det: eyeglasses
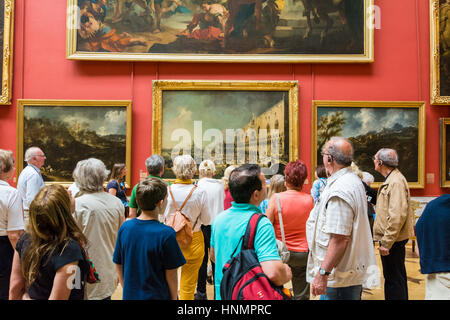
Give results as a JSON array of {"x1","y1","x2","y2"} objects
[
  {"x1": 36, "y1": 154, "x2": 46, "y2": 158},
  {"x1": 321, "y1": 152, "x2": 331, "y2": 157}
]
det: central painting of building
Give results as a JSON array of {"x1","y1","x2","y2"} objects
[{"x1": 152, "y1": 81, "x2": 299, "y2": 179}]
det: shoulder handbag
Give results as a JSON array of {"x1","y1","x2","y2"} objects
[
  {"x1": 165, "y1": 185, "x2": 199, "y2": 249},
  {"x1": 275, "y1": 194, "x2": 290, "y2": 264}
]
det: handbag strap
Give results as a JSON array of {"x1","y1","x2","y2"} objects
[{"x1": 275, "y1": 194, "x2": 287, "y2": 246}]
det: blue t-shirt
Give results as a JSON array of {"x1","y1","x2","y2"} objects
[
  {"x1": 113, "y1": 219, "x2": 186, "y2": 300},
  {"x1": 211, "y1": 202, "x2": 280, "y2": 300}
]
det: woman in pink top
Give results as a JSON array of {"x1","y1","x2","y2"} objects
[
  {"x1": 266, "y1": 160, "x2": 314, "y2": 300},
  {"x1": 222, "y1": 165, "x2": 236, "y2": 210}
]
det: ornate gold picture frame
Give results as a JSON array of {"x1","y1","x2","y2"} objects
[
  {"x1": 440, "y1": 118, "x2": 450, "y2": 187},
  {"x1": 430, "y1": 0, "x2": 450, "y2": 104},
  {"x1": 0, "y1": 0, "x2": 14, "y2": 105},
  {"x1": 66, "y1": 0, "x2": 374, "y2": 63},
  {"x1": 312, "y1": 101, "x2": 426, "y2": 189},
  {"x1": 17, "y1": 99, "x2": 132, "y2": 187},
  {"x1": 152, "y1": 80, "x2": 299, "y2": 179}
]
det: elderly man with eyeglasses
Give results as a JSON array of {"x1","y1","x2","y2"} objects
[
  {"x1": 17, "y1": 146, "x2": 46, "y2": 226},
  {"x1": 372, "y1": 148, "x2": 414, "y2": 300}
]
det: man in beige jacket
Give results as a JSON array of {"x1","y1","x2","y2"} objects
[{"x1": 373, "y1": 148, "x2": 414, "y2": 300}]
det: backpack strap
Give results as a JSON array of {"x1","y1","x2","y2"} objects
[
  {"x1": 242, "y1": 213, "x2": 265, "y2": 250},
  {"x1": 168, "y1": 185, "x2": 197, "y2": 213}
]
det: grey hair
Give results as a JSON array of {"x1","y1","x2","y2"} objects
[
  {"x1": 199, "y1": 159, "x2": 216, "y2": 178},
  {"x1": 0, "y1": 149, "x2": 14, "y2": 173},
  {"x1": 172, "y1": 155, "x2": 197, "y2": 180},
  {"x1": 72, "y1": 158, "x2": 110, "y2": 193},
  {"x1": 24, "y1": 147, "x2": 42, "y2": 163},
  {"x1": 145, "y1": 154, "x2": 165, "y2": 176},
  {"x1": 377, "y1": 148, "x2": 399, "y2": 168},
  {"x1": 326, "y1": 137, "x2": 354, "y2": 166}
]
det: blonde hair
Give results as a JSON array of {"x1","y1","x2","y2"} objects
[
  {"x1": 172, "y1": 155, "x2": 197, "y2": 180},
  {"x1": 199, "y1": 159, "x2": 216, "y2": 178},
  {"x1": 351, "y1": 162, "x2": 363, "y2": 179},
  {"x1": 268, "y1": 174, "x2": 286, "y2": 199},
  {"x1": 222, "y1": 165, "x2": 237, "y2": 190}
]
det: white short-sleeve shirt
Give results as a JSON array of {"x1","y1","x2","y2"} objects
[
  {"x1": 0, "y1": 180, "x2": 25, "y2": 236},
  {"x1": 163, "y1": 183, "x2": 210, "y2": 232}
]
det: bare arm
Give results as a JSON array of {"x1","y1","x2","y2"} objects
[
  {"x1": 311, "y1": 233, "x2": 350, "y2": 296},
  {"x1": 265, "y1": 196, "x2": 276, "y2": 224},
  {"x1": 9, "y1": 251, "x2": 26, "y2": 300},
  {"x1": 210, "y1": 247, "x2": 215, "y2": 264},
  {"x1": 165, "y1": 268, "x2": 179, "y2": 300},
  {"x1": 260, "y1": 260, "x2": 292, "y2": 286},
  {"x1": 49, "y1": 261, "x2": 79, "y2": 300},
  {"x1": 115, "y1": 264, "x2": 124, "y2": 287},
  {"x1": 108, "y1": 188, "x2": 117, "y2": 196},
  {"x1": 7, "y1": 230, "x2": 23, "y2": 249}
]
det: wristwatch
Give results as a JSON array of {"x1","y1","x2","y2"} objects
[{"x1": 319, "y1": 268, "x2": 331, "y2": 276}]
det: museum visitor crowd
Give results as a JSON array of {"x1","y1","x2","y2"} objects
[{"x1": 0, "y1": 137, "x2": 449, "y2": 301}]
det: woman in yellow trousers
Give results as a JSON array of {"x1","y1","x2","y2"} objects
[
  {"x1": 163, "y1": 155, "x2": 211, "y2": 300},
  {"x1": 180, "y1": 231, "x2": 205, "y2": 300}
]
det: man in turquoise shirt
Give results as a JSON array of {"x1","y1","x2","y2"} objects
[{"x1": 211, "y1": 164, "x2": 292, "y2": 300}]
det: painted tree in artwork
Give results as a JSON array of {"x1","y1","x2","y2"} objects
[{"x1": 317, "y1": 111, "x2": 346, "y2": 153}]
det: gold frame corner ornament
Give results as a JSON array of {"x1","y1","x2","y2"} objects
[
  {"x1": 311, "y1": 101, "x2": 426, "y2": 189},
  {"x1": 0, "y1": 0, "x2": 14, "y2": 105},
  {"x1": 440, "y1": 118, "x2": 450, "y2": 188},
  {"x1": 430, "y1": 0, "x2": 450, "y2": 105},
  {"x1": 17, "y1": 99, "x2": 133, "y2": 187}
]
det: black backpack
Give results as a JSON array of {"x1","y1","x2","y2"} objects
[{"x1": 220, "y1": 213, "x2": 291, "y2": 300}]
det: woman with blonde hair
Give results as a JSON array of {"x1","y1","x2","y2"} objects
[
  {"x1": 259, "y1": 174, "x2": 287, "y2": 214},
  {"x1": 222, "y1": 165, "x2": 237, "y2": 210},
  {"x1": 195, "y1": 159, "x2": 225, "y2": 300},
  {"x1": 9, "y1": 184, "x2": 89, "y2": 300},
  {"x1": 163, "y1": 155, "x2": 210, "y2": 300},
  {"x1": 0, "y1": 150, "x2": 24, "y2": 299}
]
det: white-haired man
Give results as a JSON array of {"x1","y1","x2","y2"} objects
[
  {"x1": 306, "y1": 137, "x2": 379, "y2": 300},
  {"x1": 373, "y1": 148, "x2": 414, "y2": 300},
  {"x1": 17, "y1": 147, "x2": 46, "y2": 225}
]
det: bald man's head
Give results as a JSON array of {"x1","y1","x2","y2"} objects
[{"x1": 324, "y1": 137, "x2": 354, "y2": 167}]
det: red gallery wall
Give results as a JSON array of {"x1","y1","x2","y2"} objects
[{"x1": 0, "y1": 0, "x2": 448, "y2": 197}]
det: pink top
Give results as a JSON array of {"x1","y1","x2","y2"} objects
[
  {"x1": 267, "y1": 190, "x2": 314, "y2": 252},
  {"x1": 224, "y1": 189, "x2": 233, "y2": 210}
]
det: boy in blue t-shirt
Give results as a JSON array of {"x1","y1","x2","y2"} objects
[{"x1": 113, "y1": 178, "x2": 186, "y2": 300}]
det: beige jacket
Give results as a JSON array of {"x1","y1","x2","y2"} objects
[{"x1": 373, "y1": 169, "x2": 414, "y2": 250}]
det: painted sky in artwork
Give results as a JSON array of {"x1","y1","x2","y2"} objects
[
  {"x1": 162, "y1": 91, "x2": 285, "y2": 149},
  {"x1": 25, "y1": 106, "x2": 127, "y2": 136},
  {"x1": 317, "y1": 107, "x2": 419, "y2": 138}
]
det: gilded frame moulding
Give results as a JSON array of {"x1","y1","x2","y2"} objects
[
  {"x1": 152, "y1": 80, "x2": 299, "y2": 179},
  {"x1": 17, "y1": 99, "x2": 132, "y2": 187},
  {"x1": 0, "y1": 0, "x2": 14, "y2": 105},
  {"x1": 312, "y1": 101, "x2": 426, "y2": 189},
  {"x1": 430, "y1": 0, "x2": 450, "y2": 105},
  {"x1": 66, "y1": 0, "x2": 374, "y2": 63},
  {"x1": 440, "y1": 118, "x2": 450, "y2": 188}
]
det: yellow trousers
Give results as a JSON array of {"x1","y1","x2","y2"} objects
[{"x1": 179, "y1": 231, "x2": 204, "y2": 300}]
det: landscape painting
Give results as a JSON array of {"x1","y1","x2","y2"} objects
[
  {"x1": 66, "y1": 0, "x2": 373, "y2": 62},
  {"x1": 17, "y1": 100, "x2": 132, "y2": 186},
  {"x1": 152, "y1": 81, "x2": 299, "y2": 179},
  {"x1": 312, "y1": 101, "x2": 425, "y2": 189},
  {"x1": 431, "y1": 0, "x2": 450, "y2": 104},
  {"x1": 440, "y1": 118, "x2": 450, "y2": 187},
  {"x1": 0, "y1": 0, "x2": 14, "y2": 105}
]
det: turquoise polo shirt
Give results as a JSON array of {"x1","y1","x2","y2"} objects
[{"x1": 211, "y1": 202, "x2": 281, "y2": 300}]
